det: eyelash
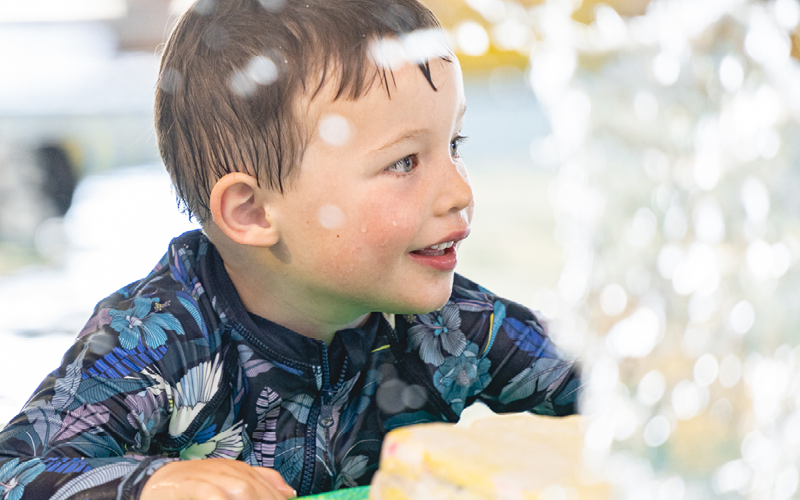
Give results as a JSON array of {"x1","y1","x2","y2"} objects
[
  {"x1": 385, "y1": 135, "x2": 468, "y2": 175},
  {"x1": 450, "y1": 135, "x2": 467, "y2": 159}
]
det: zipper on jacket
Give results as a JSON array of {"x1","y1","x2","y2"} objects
[{"x1": 298, "y1": 343, "x2": 333, "y2": 496}]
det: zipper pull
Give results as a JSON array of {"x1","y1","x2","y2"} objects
[{"x1": 319, "y1": 389, "x2": 335, "y2": 428}]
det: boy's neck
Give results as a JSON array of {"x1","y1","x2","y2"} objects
[{"x1": 222, "y1": 258, "x2": 370, "y2": 345}]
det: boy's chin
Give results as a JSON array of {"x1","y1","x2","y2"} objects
[{"x1": 384, "y1": 290, "x2": 452, "y2": 316}]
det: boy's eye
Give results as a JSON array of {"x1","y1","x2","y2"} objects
[
  {"x1": 450, "y1": 135, "x2": 467, "y2": 158},
  {"x1": 386, "y1": 155, "x2": 417, "y2": 173}
]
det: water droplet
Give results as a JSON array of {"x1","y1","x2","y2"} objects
[
  {"x1": 360, "y1": 224, "x2": 368, "y2": 233},
  {"x1": 594, "y1": 4, "x2": 627, "y2": 45},
  {"x1": 376, "y1": 379, "x2": 406, "y2": 413},
  {"x1": 775, "y1": 0, "x2": 800, "y2": 30},
  {"x1": 694, "y1": 150, "x2": 721, "y2": 190},
  {"x1": 652, "y1": 51, "x2": 681, "y2": 86},
  {"x1": 318, "y1": 204, "x2": 344, "y2": 229},
  {"x1": 230, "y1": 68, "x2": 257, "y2": 97},
  {"x1": 713, "y1": 459, "x2": 750, "y2": 493},
  {"x1": 318, "y1": 114, "x2": 351, "y2": 146},
  {"x1": 368, "y1": 38, "x2": 406, "y2": 71},
  {"x1": 718, "y1": 354, "x2": 742, "y2": 387},
  {"x1": 671, "y1": 244, "x2": 718, "y2": 295},
  {"x1": 606, "y1": 308, "x2": 661, "y2": 358},
  {"x1": 671, "y1": 380, "x2": 708, "y2": 420},
  {"x1": 728, "y1": 300, "x2": 755, "y2": 335},
  {"x1": 637, "y1": 370, "x2": 666, "y2": 406},
  {"x1": 626, "y1": 207, "x2": 657, "y2": 247},
  {"x1": 258, "y1": 0, "x2": 285, "y2": 12},
  {"x1": 709, "y1": 398, "x2": 733, "y2": 423},
  {"x1": 694, "y1": 353, "x2": 719, "y2": 387},
  {"x1": 158, "y1": 68, "x2": 183, "y2": 94},
  {"x1": 775, "y1": 465, "x2": 799, "y2": 499},
  {"x1": 492, "y1": 19, "x2": 530, "y2": 52},
  {"x1": 658, "y1": 478, "x2": 685, "y2": 500},
  {"x1": 401, "y1": 385, "x2": 427, "y2": 409},
  {"x1": 643, "y1": 415, "x2": 670, "y2": 446},
  {"x1": 663, "y1": 206, "x2": 687, "y2": 241},
  {"x1": 248, "y1": 56, "x2": 278, "y2": 85},
  {"x1": 456, "y1": 21, "x2": 489, "y2": 56},
  {"x1": 634, "y1": 91, "x2": 658, "y2": 123},
  {"x1": 193, "y1": 0, "x2": 216, "y2": 15},
  {"x1": 229, "y1": 55, "x2": 279, "y2": 97},
  {"x1": 201, "y1": 24, "x2": 228, "y2": 51},
  {"x1": 402, "y1": 28, "x2": 451, "y2": 64},
  {"x1": 599, "y1": 283, "x2": 627, "y2": 317},
  {"x1": 718, "y1": 55, "x2": 744, "y2": 92},
  {"x1": 392, "y1": 221, "x2": 397, "y2": 226},
  {"x1": 741, "y1": 177, "x2": 770, "y2": 222}
]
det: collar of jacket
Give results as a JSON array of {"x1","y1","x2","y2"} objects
[{"x1": 169, "y1": 231, "x2": 383, "y2": 382}]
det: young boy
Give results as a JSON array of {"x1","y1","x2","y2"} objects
[{"x1": 0, "y1": 0, "x2": 581, "y2": 498}]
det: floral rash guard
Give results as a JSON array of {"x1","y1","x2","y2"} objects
[{"x1": 0, "y1": 230, "x2": 581, "y2": 499}]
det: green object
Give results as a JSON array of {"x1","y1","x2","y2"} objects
[{"x1": 300, "y1": 486, "x2": 370, "y2": 499}]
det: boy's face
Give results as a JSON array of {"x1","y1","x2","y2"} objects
[{"x1": 269, "y1": 58, "x2": 472, "y2": 317}]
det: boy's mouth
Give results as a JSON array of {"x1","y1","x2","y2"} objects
[
  {"x1": 408, "y1": 229, "x2": 470, "y2": 271},
  {"x1": 411, "y1": 240, "x2": 456, "y2": 257}
]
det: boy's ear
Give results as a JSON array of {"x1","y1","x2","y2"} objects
[{"x1": 209, "y1": 172, "x2": 279, "y2": 247}]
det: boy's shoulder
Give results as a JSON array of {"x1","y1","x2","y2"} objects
[
  {"x1": 448, "y1": 273, "x2": 546, "y2": 331},
  {"x1": 403, "y1": 272, "x2": 553, "y2": 365},
  {"x1": 77, "y1": 229, "x2": 216, "y2": 356}
]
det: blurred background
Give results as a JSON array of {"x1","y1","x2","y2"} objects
[{"x1": 2, "y1": 0, "x2": 800, "y2": 498}]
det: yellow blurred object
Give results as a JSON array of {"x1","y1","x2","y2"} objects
[
  {"x1": 423, "y1": 0, "x2": 653, "y2": 73},
  {"x1": 370, "y1": 414, "x2": 612, "y2": 500},
  {"x1": 572, "y1": 0, "x2": 650, "y2": 24}
]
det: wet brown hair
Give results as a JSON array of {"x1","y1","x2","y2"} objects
[{"x1": 155, "y1": 0, "x2": 443, "y2": 222}]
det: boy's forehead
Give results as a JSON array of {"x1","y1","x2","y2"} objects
[
  {"x1": 301, "y1": 60, "x2": 466, "y2": 160},
  {"x1": 301, "y1": 58, "x2": 463, "y2": 130}
]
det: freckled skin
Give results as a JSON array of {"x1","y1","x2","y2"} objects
[{"x1": 227, "y1": 59, "x2": 474, "y2": 341}]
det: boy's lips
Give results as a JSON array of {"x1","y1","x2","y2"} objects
[{"x1": 408, "y1": 228, "x2": 470, "y2": 271}]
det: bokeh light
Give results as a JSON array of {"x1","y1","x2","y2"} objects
[{"x1": 453, "y1": 0, "x2": 800, "y2": 496}]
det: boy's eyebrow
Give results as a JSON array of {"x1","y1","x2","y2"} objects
[
  {"x1": 377, "y1": 130, "x2": 425, "y2": 151},
  {"x1": 376, "y1": 103, "x2": 467, "y2": 152}
]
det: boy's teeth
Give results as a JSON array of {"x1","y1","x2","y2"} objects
[{"x1": 427, "y1": 241, "x2": 454, "y2": 251}]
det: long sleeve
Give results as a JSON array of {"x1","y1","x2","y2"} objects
[
  {"x1": 0, "y1": 332, "x2": 179, "y2": 500},
  {"x1": 471, "y1": 295, "x2": 581, "y2": 415},
  {"x1": 0, "y1": 256, "x2": 221, "y2": 500}
]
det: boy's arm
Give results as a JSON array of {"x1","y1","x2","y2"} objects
[
  {"x1": 0, "y1": 276, "x2": 209, "y2": 499},
  {"x1": 0, "y1": 296, "x2": 295, "y2": 500},
  {"x1": 473, "y1": 296, "x2": 581, "y2": 416},
  {"x1": 0, "y1": 333, "x2": 178, "y2": 500}
]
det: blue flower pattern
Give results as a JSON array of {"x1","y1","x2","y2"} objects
[
  {"x1": 108, "y1": 297, "x2": 185, "y2": 349},
  {"x1": 407, "y1": 305, "x2": 466, "y2": 366},
  {"x1": 432, "y1": 343, "x2": 491, "y2": 413}
]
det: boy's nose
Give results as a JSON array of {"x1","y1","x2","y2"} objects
[{"x1": 434, "y1": 161, "x2": 473, "y2": 217}]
